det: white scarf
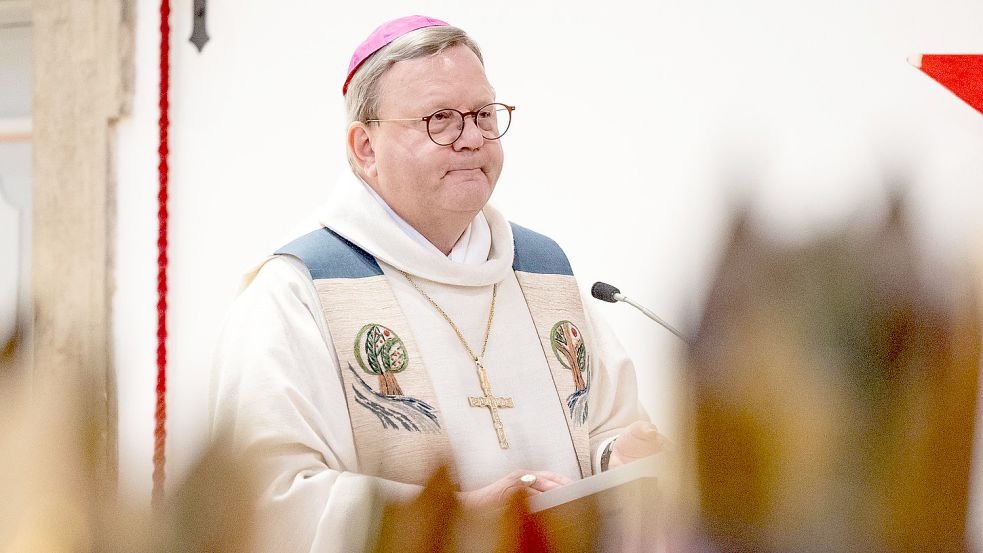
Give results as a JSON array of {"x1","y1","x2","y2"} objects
[
  {"x1": 359, "y1": 177, "x2": 492, "y2": 266},
  {"x1": 314, "y1": 171, "x2": 514, "y2": 287}
]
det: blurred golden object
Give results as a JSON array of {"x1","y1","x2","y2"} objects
[
  {"x1": 688, "y1": 198, "x2": 981, "y2": 552},
  {"x1": 0, "y1": 318, "x2": 633, "y2": 553},
  {"x1": 371, "y1": 466, "x2": 602, "y2": 553},
  {"x1": 0, "y1": 324, "x2": 258, "y2": 553}
]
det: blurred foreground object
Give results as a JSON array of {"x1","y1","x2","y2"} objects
[
  {"x1": 372, "y1": 466, "x2": 604, "y2": 553},
  {"x1": 688, "y1": 197, "x2": 981, "y2": 552},
  {"x1": 0, "y1": 326, "x2": 258, "y2": 552},
  {"x1": 3, "y1": 322, "x2": 663, "y2": 552},
  {"x1": 372, "y1": 454, "x2": 676, "y2": 552},
  {"x1": 909, "y1": 54, "x2": 983, "y2": 115}
]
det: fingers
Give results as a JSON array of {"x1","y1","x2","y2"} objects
[
  {"x1": 461, "y1": 469, "x2": 576, "y2": 508},
  {"x1": 498, "y1": 477, "x2": 538, "y2": 501},
  {"x1": 528, "y1": 471, "x2": 573, "y2": 491},
  {"x1": 502, "y1": 470, "x2": 572, "y2": 495},
  {"x1": 511, "y1": 469, "x2": 574, "y2": 485},
  {"x1": 525, "y1": 476, "x2": 559, "y2": 493}
]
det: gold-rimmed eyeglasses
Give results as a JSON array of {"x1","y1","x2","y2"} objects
[{"x1": 366, "y1": 103, "x2": 515, "y2": 146}]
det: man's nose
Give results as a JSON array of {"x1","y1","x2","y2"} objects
[{"x1": 453, "y1": 115, "x2": 485, "y2": 151}]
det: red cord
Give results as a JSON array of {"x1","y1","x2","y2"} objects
[{"x1": 153, "y1": 0, "x2": 171, "y2": 507}]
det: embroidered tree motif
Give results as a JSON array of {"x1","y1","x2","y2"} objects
[
  {"x1": 347, "y1": 363, "x2": 440, "y2": 433},
  {"x1": 551, "y1": 321, "x2": 587, "y2": 390},
  {"x1": 551, "y1": 320, "x2": 591, "y2": 426},
  {"x1": 355, "y1": 324, "x2": 408, "y2": 396}
]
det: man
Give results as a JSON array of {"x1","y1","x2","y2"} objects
[{"x1": 211, "y1": 15, "x2": 663, "y2": 552}]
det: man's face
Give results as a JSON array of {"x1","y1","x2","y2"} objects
[{"x1": 366, "y1": 45, "x2": 504, "y2": 224}]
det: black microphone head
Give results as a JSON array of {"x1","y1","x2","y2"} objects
[{"x1": 591, "y1": 281, "x2": 621, "y2": 303}]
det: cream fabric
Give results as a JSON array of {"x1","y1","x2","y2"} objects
[
  {"x1": 210, "y1": 172, "x2": 648, "y2": 553},
  {"x1": 512, "y1": 271, "x2": 595, "y2": 476},
  {"x1": 312, "y1": 275, "x2": 457, "y2": 484}
]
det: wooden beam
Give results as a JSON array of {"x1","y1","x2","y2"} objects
[
  {"x1": 0, "y1": 1, "x2": 32, "y2": 26},
  {"x1": 31, "y1": 0, "x2": 134, "y2": 490}
]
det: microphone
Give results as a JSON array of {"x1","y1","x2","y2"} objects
[{"x1": 591, "y1": 281, "x2": 687, "y2": 341}]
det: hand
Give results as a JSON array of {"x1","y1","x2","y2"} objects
[
  {"x1": 459, "y1": 469, "x2": 573, "y2": 509},
  {"x1": 608, "y1": 421, "x2": 668, "y2": 470}
]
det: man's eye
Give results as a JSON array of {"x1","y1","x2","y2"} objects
[
  {"x1": 477, "y1": 109, "x2": 493, "y2": 119},
  {"x1": 432, "y1": 111, "x2": 452, "y2": 121}
]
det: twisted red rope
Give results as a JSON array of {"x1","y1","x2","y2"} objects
[{"x1": 153, "y1": 0, "x2": 171, "y2": 507}]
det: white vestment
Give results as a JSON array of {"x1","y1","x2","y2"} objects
[{"x1": 210, "y1": 172, "x2": 648, "y2": 552}]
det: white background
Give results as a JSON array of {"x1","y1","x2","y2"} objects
[
  {"x1": 0, "y1": 21, "x2": 32, "y2": 360},
  {"x1": 113, "y1": 0, "x2": 983, "y2": 527}
]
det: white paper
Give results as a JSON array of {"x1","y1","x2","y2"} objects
[{"x1": 528, "y1": 454, "x2": 666, "y2": 513}]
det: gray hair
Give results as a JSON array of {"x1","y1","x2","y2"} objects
[{"x1": 344, "y1": 25, "x2": 484, "y2": 172}]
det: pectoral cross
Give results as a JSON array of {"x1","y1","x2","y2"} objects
[{"x1": 467, "y1": 360, "x2": 514, "y2": 449}]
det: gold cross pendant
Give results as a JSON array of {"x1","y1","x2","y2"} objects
[{"x1": 467, "y1": 360, "x2": 514, "y2": 449}]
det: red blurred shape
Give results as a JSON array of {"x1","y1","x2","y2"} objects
[{"x1": 911, "y1": 54, "x2": 983, "y2": 115}]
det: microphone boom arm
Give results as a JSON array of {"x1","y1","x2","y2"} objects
[{"x1": 614, "y1": 293, "x2": 688, "y2": 342}]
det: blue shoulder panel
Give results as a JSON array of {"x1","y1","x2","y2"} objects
[
  {"x1": 510, "y1": 222, "x2": 574, "y2": 276},
  {"x1": 275, "y1": 228, "x2": 383, "y2": 279}
]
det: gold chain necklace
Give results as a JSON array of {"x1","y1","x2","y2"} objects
[{"x1": 399, "y1": 270, "x2": 514, "y2": 449}]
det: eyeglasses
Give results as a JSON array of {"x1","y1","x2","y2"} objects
[{"x1": 366, "y1": 103, "x2": 515, "y2": 146}]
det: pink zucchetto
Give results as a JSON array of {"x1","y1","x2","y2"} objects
[{"x1": 342, "y1": 15, "x2": 450, "y2": 95}]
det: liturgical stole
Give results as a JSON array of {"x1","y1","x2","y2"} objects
[{"x1": 276, "y1": 223, "x2": 593, "y2": 485}]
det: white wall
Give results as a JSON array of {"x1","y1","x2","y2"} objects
[
  {"x1": 114, "y1": 0, "x2": 983, "y2": 516},
  {"x1": 0, "y1": 23, "x2": 32, "y2": 356}
]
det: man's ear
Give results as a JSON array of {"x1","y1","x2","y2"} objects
[{"x1": 347, "y1": 122, "x2": 378, "y2": 179}]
